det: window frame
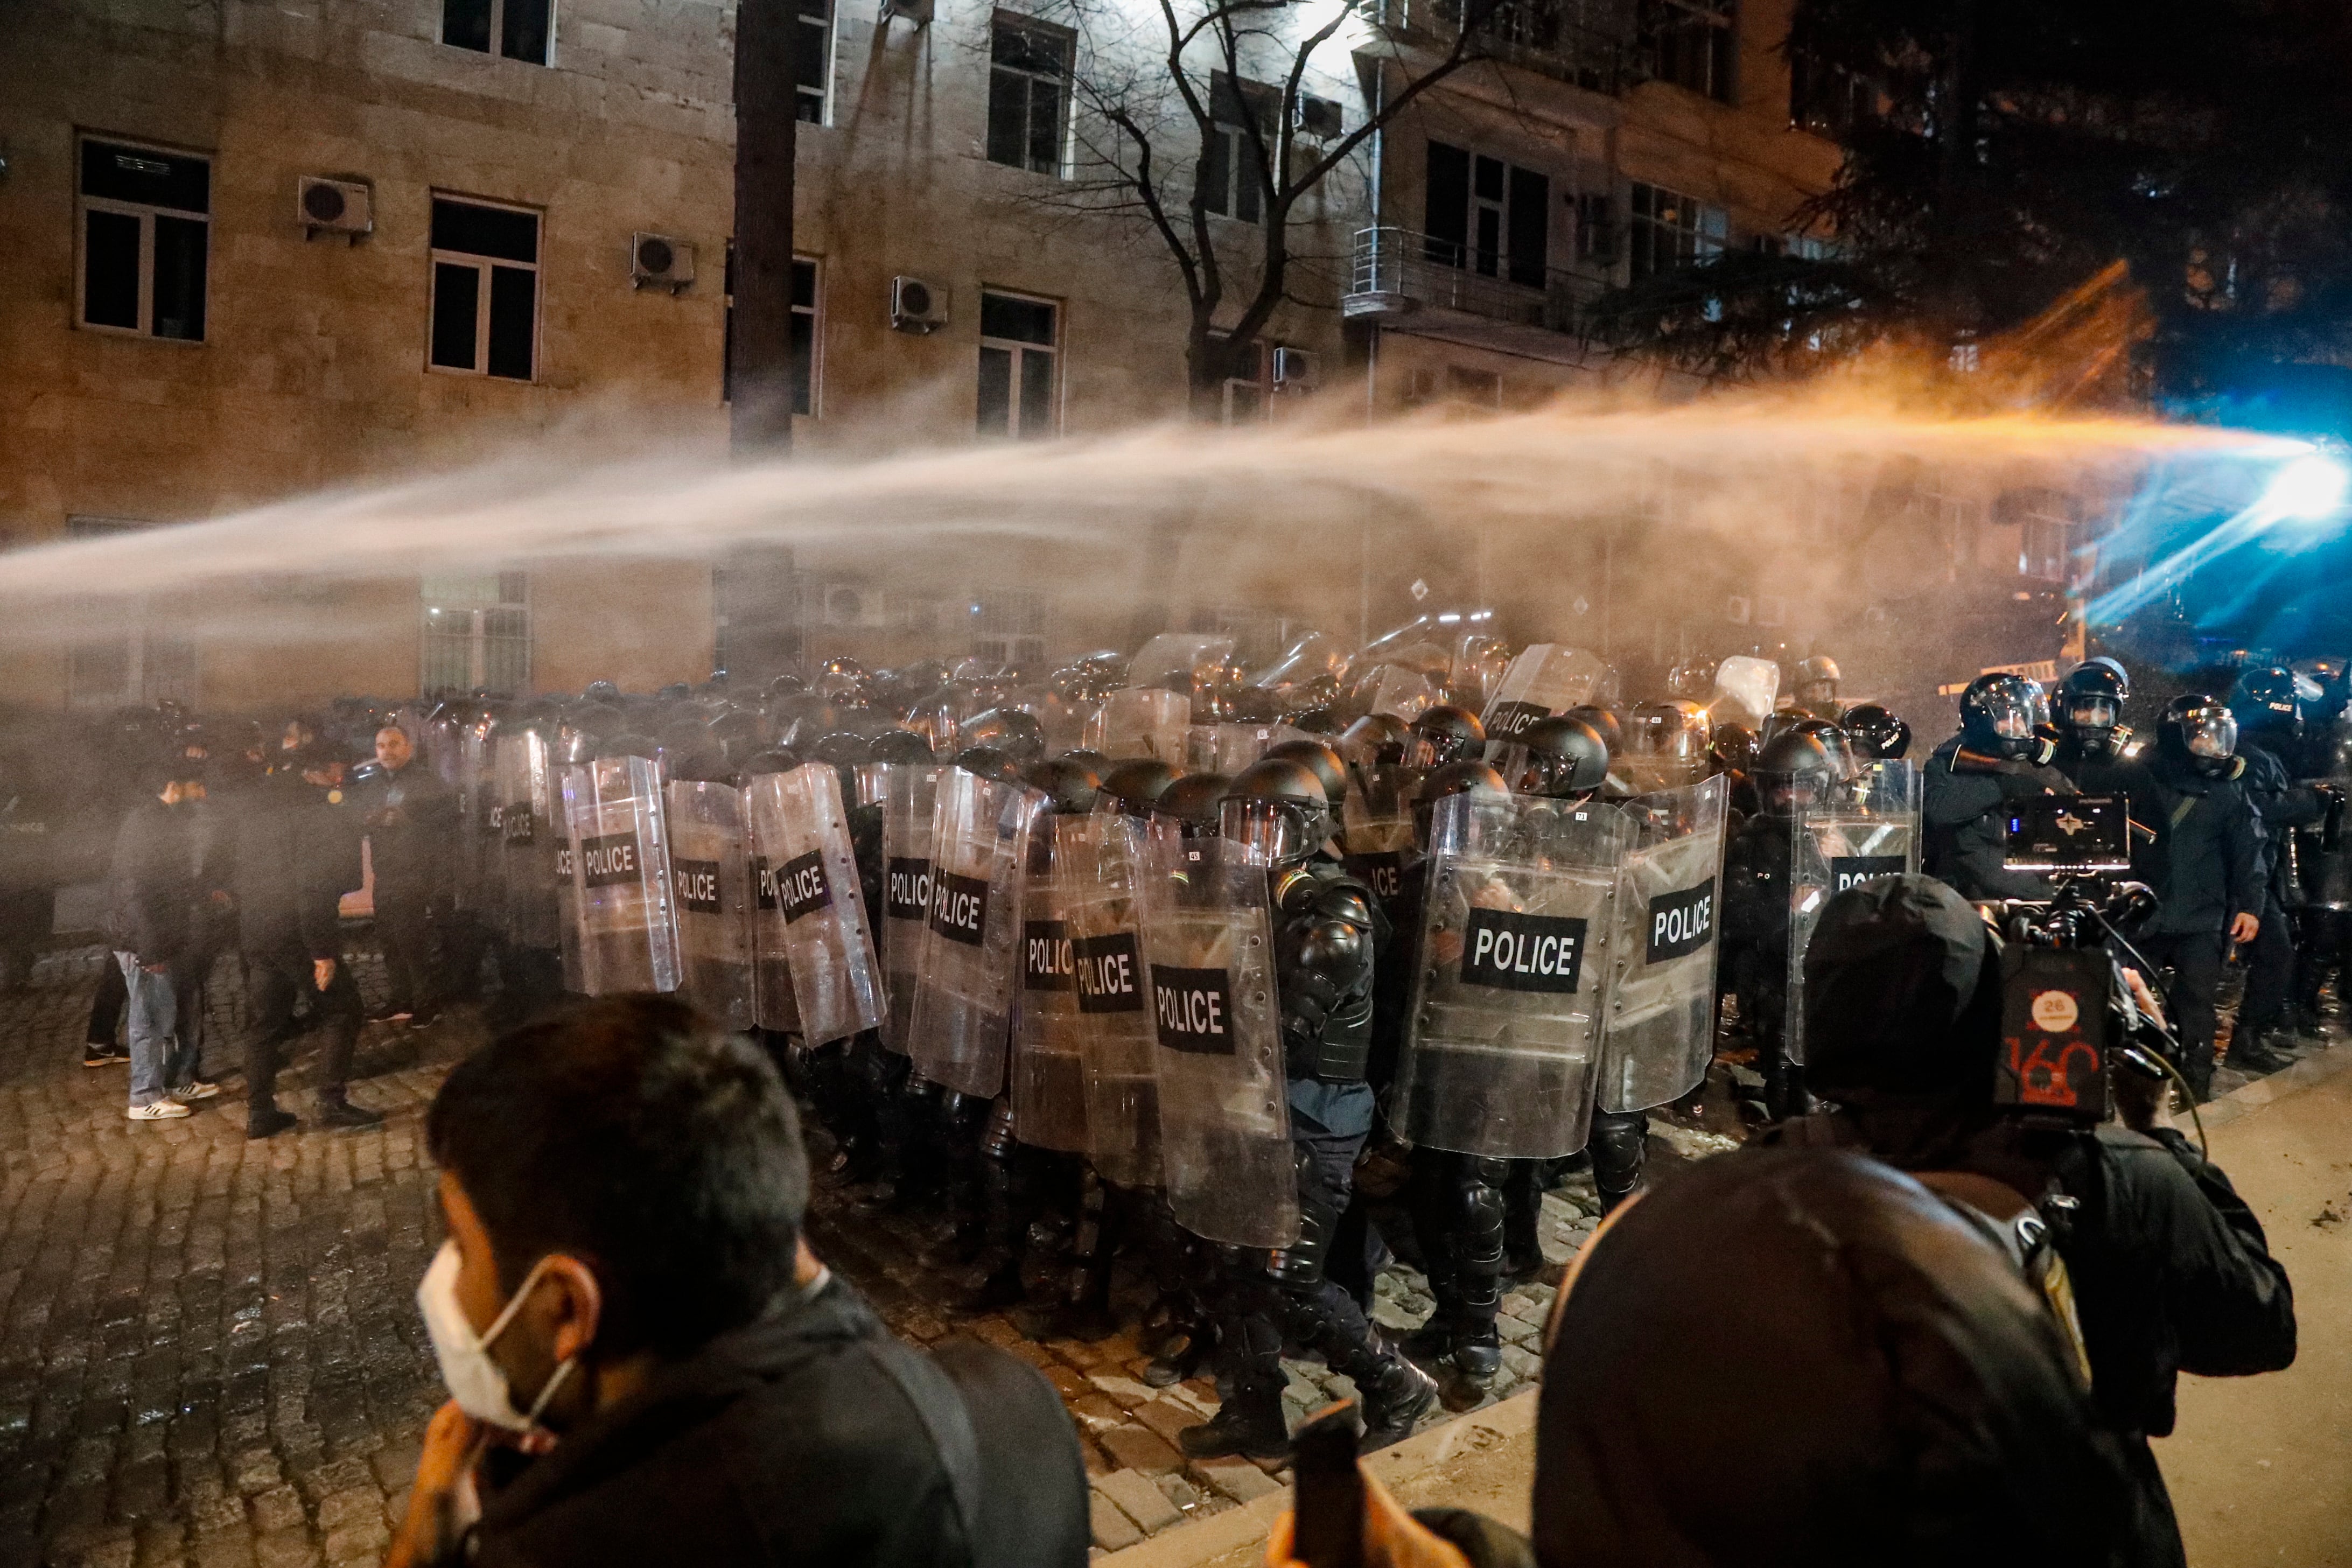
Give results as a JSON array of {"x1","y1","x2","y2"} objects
[
  {"x1": 74, "y1": 134, "x2": 211, "y2": 344},
  {"x1": 1648, "y1": 0, "x2": 1737, "y2": 106},
  {"x1": 985, "y1": 16, "x2": 1075, "y2": 178},
  {"x1": 976, "y1": 288, "x2": 1062, "y2": 440},
  {"x1": 442, "y1": 0, "x2": 557, "y2": 66},
  {"x1": 1198, "y1": 73, "x2": 1278, "y2": 224},
  {"x1": 426, "y1": 194, "x2": 544, "y2": 383},
  {"x1": 419, "y1": 572, "x2": 534, "y2": 698},
  {"x1": 796, "y1": 0, "x2": 836, "y2": 124},
  {"x1": 1626, "y1": 181, "x2": 1728, "y2": 282}
]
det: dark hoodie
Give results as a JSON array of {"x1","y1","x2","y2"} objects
[
  {"x1": 1420, "y1": 1146, "x2": 2153, "y2": 1567},
  {"x1": 1770, "y1": 876, "x2": 2295, "y2": 1566}
]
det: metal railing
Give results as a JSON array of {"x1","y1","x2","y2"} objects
[
  {"x1": 1345, "y1": 227, "x2": 1613, "y2": 337},
  {"x1": 1361, "y1": 0, "x2": 1641, "y2": 93}
]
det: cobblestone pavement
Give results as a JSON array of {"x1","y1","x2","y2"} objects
[{"x1": 0, "y1": 937, "x2": 1718, "y2": 1566}]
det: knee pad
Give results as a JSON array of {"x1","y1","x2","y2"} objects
[{"x1": 1269, "y1": 1182, "x2": 1338, "y2": 1288}]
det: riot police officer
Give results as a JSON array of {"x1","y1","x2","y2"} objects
[
  {"x1": 2293, "y1": 671, "x2": 2352, "y2": 1033},
  {"x1": 1922, "y1": 674, "x2": 2073, "y2": 900},
  {"x1": 2052, "y1": 657, "x2": 2137, "y2": 787},
  {"x1": 2227, "y1": 668, "x2": 2333, "y2": 1073},
  {"x1": 1404, "y1": 705, "x2": 1487, "y2": 769},
  {"x1": 1839, "y1": 702, "x2": 1912, "y2": 762},
  {"x1": 1721, "y1": 729, "x2": 1842, "y2": 1119},
  {"x1": 1789, "y1": 654, "x2": 1843, "y2": 719},
  {"x1": 1176, "y1": 758, "x2": 1438, "y2": 1459}
]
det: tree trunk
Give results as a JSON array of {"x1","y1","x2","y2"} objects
[{"x1": 731, "y1": 0, "x2": 799, "y2": 454}]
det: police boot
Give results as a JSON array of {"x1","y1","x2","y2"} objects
[
  {"x1": 1588, "y1": 1110, "x2": 1648, "y2": 1217},
  {"x1": 2230, "y1": 1030, "x2": 2296, "y2": 1075},
  {"x1": 960, "y1": 1097, "x2": 1033, "y2": 1309},
  {"x1": 1501, "y1": 1160, "x2": 1550, "y2": 1280},
  {"x1": 1352, "y1": 1341, "x2": 1441, "y2": 1451},
  {"x1": 1177, "y1": 1318, "x2": 1289, "y2": 1460},
  {"x1": 1044, "y1": 1171, "x2": 1123, "y2": 1342}
]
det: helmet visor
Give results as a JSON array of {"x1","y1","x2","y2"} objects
[
  {"x1": 2184, "y1": 708, "x2": 2238, "y2": 759},
  {"x1": 1219, "y1": 796, "x2": 1318, "y2": 864},
  {"x1": 1978, "y1": 682, "x2": 2049, "y2": 741},
  {"x1": 2066, "y1": 695, "x2": 2119, "y2": 731},
  {"x1": 1404, "y1": 730, "x2": 1475, "y2": 770}
]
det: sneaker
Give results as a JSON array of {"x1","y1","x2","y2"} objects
[
  {"x1": 126, "y1": 1100, "x2": 193, "y2": 1122},
  {"x1": 247, "y1": 1107, "x2": 299, "y2": 1140},
  {"x1": 366, "y1": 1005, "x2": 415, "y2": 1024},
  {"x1": 170, "y1": 1080, "x2": 222, "y2": 1102},
  {"x1": 407, "y1": 1007, "x2": 441, "y2": 1029},
  {"x1": 83, "y1": 1043, "x2": 129, "y2": 1068}
]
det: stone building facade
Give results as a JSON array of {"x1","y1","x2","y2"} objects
[{"x1": 0, "y1": 0, "x2": 1839, "y2": 710}]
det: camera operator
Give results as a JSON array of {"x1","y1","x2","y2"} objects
[
  {"x1": 2116, "y1": 696, "x2": 2265, "y2": 1100},
  {"x1": 1772, "y1": 874, "x2": 2295, "y2": 1566},
  {"x1": 2226, "y1": 668, "x2": 2334, "y2": 1073},
  {"x1": 1923, "y1": 674, "x2": 2075, "y2": 900}
]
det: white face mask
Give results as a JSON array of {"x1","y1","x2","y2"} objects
[{"x1": 416, "y1": 1240, "x2": 578, "y2": 1433}]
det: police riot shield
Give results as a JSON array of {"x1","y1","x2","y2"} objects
[
  {"x1": 454, "y1": 719, "x2": 504, "y2": 919},
  {"x1": 1056, "y1": 813, "x2": 1161, "y2": 1188},
  {"x1": 745, "y1": 764, "x2": 887, "y2": 1048},
  {"x1": 873, "y1": 764, "x2": 940, "y2": 1051},
  {"x1": 664, "y1": 780, "x2": 757, "y2": 1032},
  {"x1": 554, "y1": 801, "x2": 584, "y2": 994},
  {"x1": 1010, "y1": 816, "x2": 1091, "y2": 1153},
  {"x1": 1596, "y1": 775, "x2": 1728, "y2": 1114},
  {"x1": 560, "y1": 755, "x2": 682, "y2": 996},
  {"x1": 498, "y1": 730, "x2": 563, "y2": 952},
  {"x1": 1339, "y1": 761, "x2": 1421, "y2": 928},
  {"x1": 1390, "y1": 792, "x2": 1632, "y2": 1159},
  {"x1": 906, "y1": 768, "x2": 1048, "y2": 1098},
  {"x1": 1084, "y1": 689, "x2": 1190, "y2": 762},
  {"x1": 1184, "y1": 722, "x2": 1311, "y2": 775},
  {"x1": 1786, "y1": 760, "x2": 1920, "y2": 1065},
  {"x1": 1480, "y1": 643, "x2": 1609, "y2": 748},
  {"x1": 2297, "y1": 724, "x2": 2352, "y2": 911},
  {"x1": 1137, "y1": 835, "x2": 1299, "y2": 1248}
]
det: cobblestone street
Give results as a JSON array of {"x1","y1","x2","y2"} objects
[{"x1": 0, "y1": 939, "x2": 1643, "y2": 1566}]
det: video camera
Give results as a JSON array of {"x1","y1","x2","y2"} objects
[{"x1": 1985, "y1": 795, "x2": 2173, "y2": 1125}]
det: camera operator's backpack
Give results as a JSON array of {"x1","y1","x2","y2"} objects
[{"x1": 1912, "y1": 1169, "x2": 2094, "y2": 1387}]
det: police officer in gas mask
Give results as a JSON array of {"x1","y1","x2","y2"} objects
[
  {"x1": 2224, "y1": 668, "x2": 2334, "y2": 1074},
  {"x1": 2052, "y1": 657, "x2": 2138, "y2": 788},
  {"x1": 1923, "y1": 674, "x2": 2074, "y2": 900},
  {"x1": 1772, "y1": 874, "x2": 2295, "y2": 1568}
]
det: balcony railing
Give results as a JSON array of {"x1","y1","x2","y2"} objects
[{"x1": 1344, "y1": 227, "x2": 1613, "y2": 338}]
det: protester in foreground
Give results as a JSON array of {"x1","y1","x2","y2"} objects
[
  {"x1": 106, "y1": 754, "x2": 219, "y2": 1119},
  {"x1": 388, "y1": 995, "x2": 1088, "y2": 1568},
  {"x1": 1776, "y1": 874, "x2": 2295, "y2": 1565},
  {"x1": 1267, "y1": 1145, "x2": 2154, "y2": 1568}
]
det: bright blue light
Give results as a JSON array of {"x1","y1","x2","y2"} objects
[{"x1": 2263, "y1": 453, "x2": 2349, "y2": 521}]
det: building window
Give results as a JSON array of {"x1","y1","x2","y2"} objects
[
  {"x1": 1210, "y1": 337, "x2": 1272, "y2": 424},
  {"x1": 421, "y1": 573, "x2": 531, "y2": 697},
  {"x1": 1788, "y1": 50, "x2": 1875, "y2": 138},
  {"x1": 442, "y1": 0, "x2": 554, "y2": 64},
  {"x1": 429, "y1": 197, "x2": 540, "y2": 381},
  {"x1": 1423, "y1": 141, "x2": 1551, "y2": 289},
  {"x1": 987, "y1": 19, "x2": 1072, "y2": 176},
  {"x1": 796, "y1": 0, "x2": 834, "y2": 122},
  {"x1": 724, "y1": 247, "x2": 821, "y2": 415},
  {"x1": 1627, "y1": 181, "x2": 1727, "y2": 281},
  {"x1": 976, "y1": 291, "x2": 1059, "y2": 439},
  {"x1": 77, "y1": 138, "x2": 209, "y2": 342},
  {"x1": 1198, "y1": 74, "x2": 1276, "y2": 222},
  {"x1": 1648, "y1": 0, "x2": 1735, "y2": 104}
]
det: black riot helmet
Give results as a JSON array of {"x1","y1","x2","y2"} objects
[
  {"x1": 1291, "y1": 708, "x2": 1344, "y2": 736},
  {"x1": 1957, "y1": 674, "x2": 2054, "y2": 762},
  {"x1": 765, "y1": 673, "x2": 807, "y2": 701},
  {"x1": 866, "y1": 728, "x2": 936, "y2": 767},
  {"x1": 2158, "y1": 695, "x2": 2244, "y2": 779},
  {"x1": 1510, "y1": 716, "x2": 1611, "y2": 800},
  {"x1": 953, "y1": 745, "x2": 1026, "y2": 786},
  {"x1": 2055, "y1": 658, "x2": 2130, "y2": 751},
  {"x1": 2231, "y1": 664, "x2": 2304, "y2": 742},
  {"x1": 1160, "y1": 772, "x2": 1233, "y2": 838},
  {"x1": 1060, "y1": 747, "x2": 1113, "y2": 777},
  {"x1": 1339, "y1": 712, "x2": 1411, "y2": 766},
  {"x1": 1100, "y1": 757, "x2": 1180, "y2": 818},
  {"x1": 1564, "y1": 705, "x2": 1622, "y2": 756},
  {"x1": 807, "y1": 729, "x2": 871, "y2": 783},
  {"x1": 1628, "y1": 700, "x2": 1714, "y2": 785},
  {"x1": 1026, "y1": 756, "x2": 1103, "y2": 815},
  {"x1": 1221, "y1": 758, "x2": 1331, "y2": 867},
  {"x1": 958, "y1": 707, "x2": 1047, "y2": 765},
  {"x1": 1263, "y1": 739, "x2": 1349, "y2": 811},
  {"x1": 1405, "y1": 704, "x2": 1487, "y2": 769},
  {"x1": 1839, "y1": 703, "x2": 1912, "y2": 762},
  {"x1": 1411, "y1": 760, "x2": 1510, "y2": 844},
  {"x1": 1795, "y1": 654, "x2": 1842, "y2": 709},
  {"x1": 1711, "y1": 721, "x2": 1760, "y2": 776},
  {"x1": 740, "y1": 747, "x2": 804, "y2": 776},
  {"x1": 1753, "y1": 729, "x2": 1844, "y2": 821},
  {"x1": 706, "y1": 708, "x2": 766, "y2": 772},
  {"x1": 582, "y1": 680, "x2": 622, "y2": 705}
]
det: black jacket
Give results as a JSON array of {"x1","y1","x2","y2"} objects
[
  {"x1": 106, "y1": 798, "x2": 199, "y2": 965},
  {"x1": 1719, "y1": 810, "x2": 1791, "y2": 957},
  {"x1": 233, "y1": 773, "x2": 365, "y2": 962},
  {"x1": 360, "y1": 759, "x2": 457, "y2": 899},
  {"x1": 2236, "y1": 739, "x2": 2326, "y2": 912},
  {"x1": 2115, "y1": 753, "x2": 2264, "y2": 936},
  {"x1": 461, "y1": 1275, "x2": 1087, "y2": 1568},
  {"x1": 1922, "y1": 734, "x2": 2075, "y2": 900}
]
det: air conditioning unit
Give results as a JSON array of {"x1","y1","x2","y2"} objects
[
  {"x1": 1724, "y1": 594, "x2": 1752, "y2": 625},
  {"x1": 631, "y1": 232, "x2": 696, "y2": 293},
  {"x1": 297, "y1": 177, "x2": 372, "y2": 242},
  {"x1": 820, "y1": 583, "x2": 877, "y2": 627},
  {"x1": 891, "y1": 275, "x2": 948, "y2": 334},
  {"x1": 1271, "y1": 346, "x2": 1316, "y2": 391},
  {"x1": 1293, "y1": 94, "x2": 1343, "y2": 141}
]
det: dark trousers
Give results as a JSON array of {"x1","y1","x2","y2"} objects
[
  {"x1": 88, "y1": 952, "x2": 128, "y2": 1045},
  {"x1": 2294, "y1": 906, "x2": 2352, "y2": 1018},
  {"x1": 2130, "y1": 930, "x2": 2225, "y2": 1093},
  {"x1": 375, "y1": 886, "x2": 440, "y2": 1013},
  {"x1": 244, "y1": 947, "x2": 363, "y2": 1110},
  {"x1": 2237, "y1": 902, "x2": 2297, "y2": 1042}
]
